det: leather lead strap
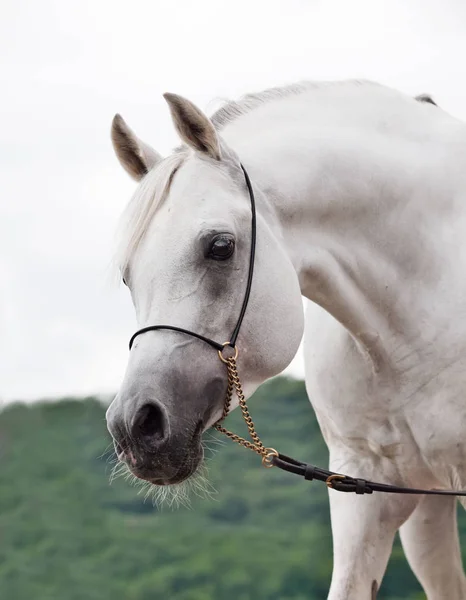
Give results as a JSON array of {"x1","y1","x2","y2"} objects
[{"x1": 273, "y1": 453, "x2": 466, "y2": 496}]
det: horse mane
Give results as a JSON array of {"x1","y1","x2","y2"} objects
[
  {"x1": 210, "y1": 80, "x2": 439, "y2": 131},
  {"x1": 210, "y1": 79, "x2": 377, "y2": 129}
]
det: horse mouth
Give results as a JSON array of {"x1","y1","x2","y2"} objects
[{"x1": 123, "y1": 445, "x2": 204, "y2": 487}]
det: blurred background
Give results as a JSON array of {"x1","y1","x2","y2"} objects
[{"x1": 1, "y1": 0, "x2": 466, "y2": 598}]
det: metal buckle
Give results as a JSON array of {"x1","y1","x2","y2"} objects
[
  {"x1": 261, "y1": 448, "x2": 279, "y2": 468},
  {"x1": 218, "y1": 342, "x2": 239, "y2": 364},
  {"x1": 326, "y1": 474, "x2": 346, "y2": 489}
]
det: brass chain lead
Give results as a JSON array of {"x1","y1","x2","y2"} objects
[{"x1": 214, "y1": 351, "x2": 278, "y2": 468}]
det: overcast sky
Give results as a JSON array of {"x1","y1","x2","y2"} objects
[{"x1": 2, "y1": 0, "x2": 466, "y2": 403}]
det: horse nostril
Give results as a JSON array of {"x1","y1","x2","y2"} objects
[{"x1": 132, "y1": 403, "x2": 167, "y2": 444}]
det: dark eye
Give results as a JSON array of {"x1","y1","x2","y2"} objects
[
  {"x1": 122, "y1": 277, "x2": 128, "y2": 286},
  {"x1": 208, "y1": 235, "x2": 235, "y2": 261}
]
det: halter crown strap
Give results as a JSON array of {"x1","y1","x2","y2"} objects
[
  {"x1": 128, "y1": 164, "x2": 256, "y2": 351},
  {"x1": 229, "y1": 166, "x2": 256, "y2": 346}
]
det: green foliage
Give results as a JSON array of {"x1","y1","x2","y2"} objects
[{"x1": 0, "y1": 377, "x2": 460, "y2": 598}]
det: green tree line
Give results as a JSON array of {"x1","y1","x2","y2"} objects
[{"x1": 1, "y1": 377, "x2": 461, "y2": 599}]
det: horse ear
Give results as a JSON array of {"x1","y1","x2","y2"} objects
[
  {"x1": 111, "y1": 114, "x2": 162, "y2": 181},
  {"x1": 163, "y1": 93, "x2": 221, "y2": 160}
]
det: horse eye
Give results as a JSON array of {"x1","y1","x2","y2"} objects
[
  {"x1": 208, "y1": 235, "x2": 235, "y2": 261},
  {"x1": 122, "y1": 278, "x2": 127, "y2": 286}
]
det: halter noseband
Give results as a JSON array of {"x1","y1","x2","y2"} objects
[{"x1": 129, "y1": 164, "x2": 256, "y2": 355}]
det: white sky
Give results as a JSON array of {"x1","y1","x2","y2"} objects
[{"x1": 2, "y1": 0, "x2": 466, "y2": 403}]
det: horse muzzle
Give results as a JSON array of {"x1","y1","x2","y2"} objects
[{"x1": 107, "y1": 396, "x2": 204, "y2": 485}]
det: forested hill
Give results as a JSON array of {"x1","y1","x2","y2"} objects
[{"x1": 0, "y1": 376, "x2": 452, "y2": 599}]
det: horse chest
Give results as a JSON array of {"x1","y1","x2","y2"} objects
[{"x1": 304, "y1": 301, "x2": 466, "y2": 485}]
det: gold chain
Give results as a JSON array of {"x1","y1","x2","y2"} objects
[{"x1": 214, "y1": 349, "x2": 278, "y2": 468}]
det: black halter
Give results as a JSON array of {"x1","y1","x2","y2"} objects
[
  {"x1": 129, "y1": 164, "x2": 256, "y2": 353},
  {"x1": 127, "y1": 163, "x2": 466, "y2": 499}
]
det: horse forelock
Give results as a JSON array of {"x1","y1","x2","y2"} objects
[{"x1": 115, "y1": 153, "x2": 186, "y2": 275}]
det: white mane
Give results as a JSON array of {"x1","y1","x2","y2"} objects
[{"x1": 210, "y1": 79, "x2": 376, "y2": 129}]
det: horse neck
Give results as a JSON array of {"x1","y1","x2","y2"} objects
[{"x1": 222, "y1": 89, "x2": 466, "y2": 367}]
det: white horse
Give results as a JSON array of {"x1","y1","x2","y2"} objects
[{"x1": 106, "y1": 80, "x2": 466, "y2": 599}]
